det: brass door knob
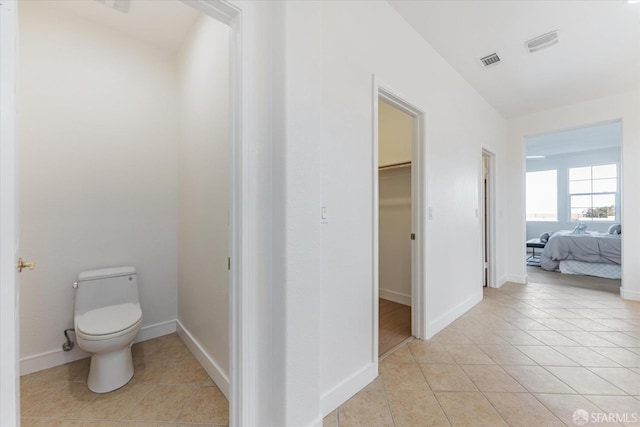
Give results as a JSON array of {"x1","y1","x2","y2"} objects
[{"x1": 17, "y1": 258, "x2": 35, "y2": 272}]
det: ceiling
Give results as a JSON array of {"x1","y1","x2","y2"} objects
[
  {"x1": 526, "y1": 121, "x2": 621, "y2": 157},
  {"x1": 388, "y1": 1, "x2": 640, "y2": 119},
  {"x1": 47, "y1": 0, "x2": 200, "y2": 51}
]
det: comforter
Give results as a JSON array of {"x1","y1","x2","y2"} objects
[{"x1": 540, "y1": 230, "x2": 621, "y2": 272}]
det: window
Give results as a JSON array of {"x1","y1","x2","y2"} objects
[
  {"x1": 569, "y1": 164, "x2": 617, "y2": 222},
  {"x1": 526, "y1": 170, "x2": 557, "y2": 221}
]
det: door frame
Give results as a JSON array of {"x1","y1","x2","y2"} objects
[
  {"x1": 0, "y1": 1, "x2": 19, "y2": 424},
  {"x1": 0, "y1": 1, "x2": 260, "y2": 425},
  {"x1": 372, "y1": 76, "x2": 427, "y2": 362},
  {"x1": 481, "y1": 149, "x2": 497, "y2": 288}
]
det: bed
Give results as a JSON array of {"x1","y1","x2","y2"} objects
[{"x1": 539, "y1": 230, "x2": 621, "y2": 279}]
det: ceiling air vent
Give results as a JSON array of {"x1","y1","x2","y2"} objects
[
  {"x1": 525, "y1": 30, "x2": 559, "y2": 53},
  {"x1": 479, "y1": 53, "x2": 501, "y2": 68}
]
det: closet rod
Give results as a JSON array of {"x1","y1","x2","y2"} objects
[{"x1": 379, "y1": 161, "x2": 411, "y2": 171}]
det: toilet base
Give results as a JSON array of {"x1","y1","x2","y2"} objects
[{"x1": 87, "y1": 345, "x2": 134, "y2": 393}]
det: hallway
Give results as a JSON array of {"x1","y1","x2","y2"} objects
[{"x1": 325, "y1": 281, "x2": 640, "y2": 426}]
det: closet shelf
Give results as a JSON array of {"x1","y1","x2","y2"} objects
[{"x1": 379, "y1": 161, "x2": 411, "y2": 171}]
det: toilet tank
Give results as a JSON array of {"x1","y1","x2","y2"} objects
[{"x1": 75, "y1": 266, "x2": 140, "y2": 318}]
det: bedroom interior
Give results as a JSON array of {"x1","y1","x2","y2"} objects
[{"x1": 525, "y1": 121, "x2": 622, "y2": 283}]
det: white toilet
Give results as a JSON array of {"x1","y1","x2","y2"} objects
[{"x1": 74, "y1": 266, "x2": 142, "y2": 393}]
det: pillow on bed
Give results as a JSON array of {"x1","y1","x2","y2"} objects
[
  {"x1": 539, "y1": 232, "x2": 550, "y2": 243},
  {"x1": 572, "y1": 223, "x2": 587, "y2": 234},
  {"x1": 608, "y1": 223, "x2": 621, "y2": 235}
]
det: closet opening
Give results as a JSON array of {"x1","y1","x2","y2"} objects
[{"x1": 374, "y1": 86, "x2": 426, "y2": 356}]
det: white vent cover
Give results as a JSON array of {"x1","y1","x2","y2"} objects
[
  {"x1": 526, "y1": 31, "x2": 559, "y2": 53},
  {"x1": 479, "y1": 53, "x2": 501, "y2": 68}
]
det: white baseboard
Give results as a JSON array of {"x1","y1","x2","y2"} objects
[
  {"x1": 499, "y1": 275, "x2": 527, "y2": 286},
  {"x1": 426, "y1": 290, "x2": 483, "y2": 339},
  {"x1": 320, "y1": 362, "x2": 377, "y2": 416},
  {"x1": 379, "y1": 289, "x2": 411, "y2": 306},
  {"x1": 621, "y1": 287, "x2": 640, "y2": 301},
  {"x1": 176, "y1": 320, "x2": 230, "y2": 399},
  {"x1": 20, "y1": 319, "x2": 177, "y2": 376}
]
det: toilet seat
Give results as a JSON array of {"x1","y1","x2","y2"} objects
[{"x1": 76, "y1": 303, "x2": 142, "y2": 341}]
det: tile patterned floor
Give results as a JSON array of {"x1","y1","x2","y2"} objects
[
  {"x1": 324, "y1": 281, "x2": 640, "y2": 427},
  {"x1": 21, "y1": 333, "x2": 229, "y2": 426}
]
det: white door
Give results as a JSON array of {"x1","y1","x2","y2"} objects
[{"x1": 1, "y1": 1, "x2": 21, "y2": 425}]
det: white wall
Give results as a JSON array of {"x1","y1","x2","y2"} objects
[
  {"x1": 17, "y1": 2, "x2": 179, "y2": 363},
  {"x1": 306, "y1": 0, "x2": 507, "y2": 415},
  {"x1": 378, "y1": 102, "x2": 412, "y2": 305},
  {"x1": 526, "y1": 146, "x2": 621, "y2": 240},
  {"x1": 176, "y1": 14, "x2": 230, "y2": 389},
  {"x1": 506, "y1": 89, "x2": 640, "y2": 300}
]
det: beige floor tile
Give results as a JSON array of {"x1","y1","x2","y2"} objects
[
  {"x1": 594, "y1": 319, "x2": 640, "y2": 332},
  {"x1": 380, "y1": 345, "x2": 414, "y2": 364},
  {"x1": 147, "y1": 341, "x2": 192, "y2": 360},
  {"x1": 593, "y1": 332, "x2": 640, "y2": 347},
  {"x1": 553, "y1": 346, "x2": 621, "y2": 367},
  {"x1": 420, "y1": 364, "x2": 476, "y2": 392},
  {"x1": 592, "y1": 347, "x2": 640, "y2": 368},
  {"x1": 434, "y1": 391, "x2": 507, "y2": 426},
  {"x1": 460, "y1": 330, "x2": 509, "y2": 345},
  {"x1": 589, "y1": 367, "x2": 640, "y2": 395},
  {"x1": 477, "y1": 344, "x2": 536, "y2": 365},
  {"x1": 566, "y1": 318, "x2": 617, "y2": 332},
  {"x1": 536, "y1": 317, "x2": 584, "y2": 331},
  {"x1": 515, "y1": 345, "x2": 578, "y2": 366},
  {"x1": 123, "y1": 384, "x2": 198, "y2": 422},
  {"x1": 379, "y1": 363, "x2": 429, "y2": 390},
  {"x1": 459, "y1": 365, "x2": 526, "y2": 392},
  {"x1": 407, "y1": 341, "x2": 455, "y2": 364},
  {"x1": 535, "y1": 393, "x2": 613, "y2": 427},
  {"x1": 176, "y1": 386, "x2": 229, "y2": 424},
  {"x1": 117, "y1": 423, "x2": 175, "y2": 427},
  {"x1": 484, "y1": 392, "x2": 564, "y2": 427},
  {"x1": 131, "y1": 339, "x2": 163, "y2": 361},
  {"x1": 504, "y1": 317, "x2": 550, "y2": 330},
  {"x1": 323, "y1": 409, "x2": 338, "y2": 427},
  {"x1": 24, "y1": 381, "x2": 97, "y2": 418},
  {"x1": 586, "y1": 395, "x2": 640, "y2": 425},
  {"x1": 20, "y1": 381, "x2": 66, "y2": 414},
  {"x1": 130, "y1": 357, "x2": 176, "y2": 384},
  {"x1": 431, "y1": 329, "x2": 474, "y2": 345},
  {"x1": 545, "y1": 366, "x2": 625, "y2": 395},
  {"x1": 494, "y1": 330, "x2": 545, "y2": 346},
  {"x1": 161, "y1": 356, "x2": 211, "y2": 385},
  {"x1": 386, "y1": 390, "x2": 450, "y2": 427},
  {"x1": 338, "y1": 390, "x2": 394, "y2": 427},
  {"x1": 568, "y1": 308, "x2": 613, "y2": 319},
  {"x1": 558, "y1": 330, "x2": 619, "y2": 347},
  {"x1": 22, "y1": 358, "x2": 91, "y2": 383},
  {"x1": 75, "y1": 383, "x2": 153, "y2": 421},
  {"x1": 442, "y1": 344, "x2": 495, "y2": 365},
  {"x1": 362, "y1": 376, "x2": 384, "y2": 392},
  {"x1": 540, "y1": 308, "x2": 586, "y2": 318},
  {"x1": 502, "y1": 365, "x2": 576, "y2": 393},
  {"x1": 526, "y1": 330, "x2": 582, "y2": 346}
]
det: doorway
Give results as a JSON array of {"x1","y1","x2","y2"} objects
[
  {"x1": 378, "y1": 99, "x2": 413, "y2": 355},
  {"x1": 373, "y1": 81, "x2": 426, "y2": 358},
  {"x1": 481, "y1": 150, "x2": 495, "y2": 288},
  {"x1": 0, "y1": 0, "x2": 245, "y2": 424}
]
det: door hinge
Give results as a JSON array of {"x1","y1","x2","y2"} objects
[
  {"x1": 410, "y1": 233, "x2": 415, "y2": 240},
  {"x1": 228, "y1": 257, "x2": 230, "y2": 271}
]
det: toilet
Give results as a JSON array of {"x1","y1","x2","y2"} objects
[{"x1": 74, "y1": 266, "x2": 142, "y2": 393}]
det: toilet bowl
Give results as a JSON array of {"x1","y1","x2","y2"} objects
[{"x1": 74, "y1": 267, "x2": 142, "y2": 393}]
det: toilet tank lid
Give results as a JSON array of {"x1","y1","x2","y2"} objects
[{"x1": 78, "y1": 266, "x2": 136, "y2": 282}]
